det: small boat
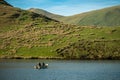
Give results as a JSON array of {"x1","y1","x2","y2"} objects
[
  {"x1": 34, "y1": 62, "x2": 48, "y2": 69},
  {"x1": 42, "y1": 63, "x2": 48, "y2": 69}
]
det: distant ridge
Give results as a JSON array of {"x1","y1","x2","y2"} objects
[
  {"x1": 29, "y1": 5, "x2": 120, "y2": 26},
  {"x1": 28, "y1": 8, "x2": 64, "y2": 20},
  {"x1": 60, "y1": 5, "x2": 120, "y2": 26}
]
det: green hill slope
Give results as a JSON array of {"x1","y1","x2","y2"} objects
[
  {"x1": 61, "y1": 5, "x2": 120, "y2": 27},
  {"x1": 28, "y1": 8, "x2": 64, "y2": 21},
  {"x1": 0, "y1": 0, "x2": 120, "y2": 59}
]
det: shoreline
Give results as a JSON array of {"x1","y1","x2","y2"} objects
[
  {"x1": 0, "y1": 56, "x2": 120, "y2": 60},
  {"x1": 0, "y1": 56, "x2": 65, "y2": 60}
]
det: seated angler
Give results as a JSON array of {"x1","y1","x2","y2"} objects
[{"x1": 38, "y1": 62, "x2": 42, "y2": 69}]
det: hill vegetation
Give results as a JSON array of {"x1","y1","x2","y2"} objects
[
  {"x1": 57, "y1": 39, "x2": 120, "y2": 59},
  {"x1": 0, "y1": 0, "x2": 120, "y2": 59}
]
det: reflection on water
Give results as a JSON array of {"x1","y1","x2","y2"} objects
[{"x1": 0, "y1": 59, "x2": 120, "y2": 80}]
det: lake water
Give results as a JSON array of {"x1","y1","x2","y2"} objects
[{"x1": 0, "y1": 59, "x2": 120, "y2": 80}]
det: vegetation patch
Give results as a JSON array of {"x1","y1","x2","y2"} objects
[{"x1": 56, "y1": 40, "x2": 120, "y2": 59}]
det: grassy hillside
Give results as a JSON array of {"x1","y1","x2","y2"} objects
[
  {"x1": 60, "y1": 5, "x2": 120, "y2": 27},
  {"x1": 0, "y1": 0, "x2": 120, "y2": 59},
  {"x1": 0, "y1": 0, "x2": 57, "y2": 32},
  {"x1": 0, "y1": 23, "x2": 120, "y2": 59},
  {"x1": 28, "y1": 8, "x2": 64, "y2": 21}
]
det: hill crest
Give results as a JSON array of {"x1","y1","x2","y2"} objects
[
  {"x1": 0, "y1": 0, "x2": 12, "y2": 6},
  {"x1": 60, "y1": 5, "x2": 120, "y2": 26}
]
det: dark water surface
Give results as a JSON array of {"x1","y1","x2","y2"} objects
[{"x1": 0, "y1": 59, "x2": 120, "y2": 80}]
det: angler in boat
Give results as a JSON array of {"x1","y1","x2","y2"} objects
[{"x1": 34, "y1": 62, "x2": 48, "y2": 69}]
